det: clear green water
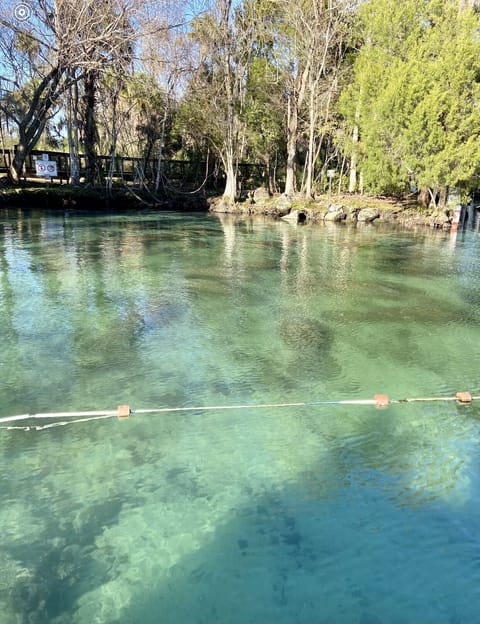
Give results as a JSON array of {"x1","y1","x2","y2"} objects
[{"x1": 1, "y1": 209, "x2": 480, "y2": 624}]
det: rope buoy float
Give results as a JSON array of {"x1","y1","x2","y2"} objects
[{"x1": 0, "y1": 391, "x2": 477, "y2": 432}]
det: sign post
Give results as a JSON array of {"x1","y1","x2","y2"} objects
[
  {"x1": 35, "y1": 157, "x2": 57, "y2": 179},
  {"x1": 327, "y1": 169, "x2": 336, "y2": 208}
]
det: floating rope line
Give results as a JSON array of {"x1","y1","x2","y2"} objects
[{"x1": 0, "y1": 392, "x2": 478, "y2": 432}]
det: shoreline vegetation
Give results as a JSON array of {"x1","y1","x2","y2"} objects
[
  {"x1": 0, "y1": 180, "x2": 457, "y2": 230},
  {"x1": 2, "y1": 1, "x2": 479, "y2": 225}
]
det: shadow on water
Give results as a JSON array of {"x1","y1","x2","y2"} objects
[
  {"x1": 103, "y1": 428, "x2": 480, "y2": 624},
  {"x1": 107, "y1": 401, "x2": 479, "y2": 624},
  {"x1": 6, "y1": 408, "x2": 478, "y2": 624},
  {"x1": 110, "y1": 489, "x2": 334, "y2": 624},
  {"x1": 4, "y1": 497, "x2": 126, "y2": 624},
  {"x1": 3, "y1": 404, "x2": 480, "y2": 622}
]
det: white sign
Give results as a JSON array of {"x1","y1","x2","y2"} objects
[
  {"x1": 327, "y1": 169, "x2": 336, "y2": 179},
  {"x1": 35, "y1": 160, "x2": 58, "y2": 178}
]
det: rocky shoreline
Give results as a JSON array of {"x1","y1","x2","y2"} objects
[
  {"x1": 208, "y1": 188, "x2": 460, "y2": 230},
  {"x1": 0, "y1": 182, "x2": 465, "y2": 229}
]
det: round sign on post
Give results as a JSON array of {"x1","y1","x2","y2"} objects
[{"x1": 35, "y1": 159, "x2": 57, "y2": 178}]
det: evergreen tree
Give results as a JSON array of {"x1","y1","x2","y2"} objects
[{"x1": 340, "y1": 0, "x2": 480, "y2": 205}]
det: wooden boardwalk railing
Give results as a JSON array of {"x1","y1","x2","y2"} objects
[{"x1": 0, "y1": 148, "x2": 265, "y2": 190}]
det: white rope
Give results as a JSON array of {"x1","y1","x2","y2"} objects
[
  {"x1": 397, "y1": 396, "x2": 471, "y2": 403},
  {"x1": 133, "y1": 401, "x2": 324, "y2": 414},
  {"x1": 0, "y1": 393, "x2": 478, "y2": 432},
  {"x1": 1, "y1": 410, "x2": 117, "y2": 423},
  {"x1": 0, "y1": 414, "x2": 116, "y2": 431}
]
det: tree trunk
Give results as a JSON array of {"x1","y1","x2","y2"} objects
[
  {"x1": 83, "y1": 69, "x2": 98, "y2": 185},
  {"x1": 305, "y1": 92, "x2": 317, "y2": 198},
  {"x1": 348, "y1": 122, "x2": 359, "y2": 193},
  {"x1": 348, "y1": 95, "x2": 362, "y2": 193},
  {"x1": 9, "y1": 119, "x2": 48, "y2": 184},
  {"x1": 106, "y1": 85, "x2": 122, "y2": 196},
  {"x1": 265, "y1": 154, "x2": 274, "y2": 195},
  {"x1": 284, "y1": 55, "x2": 311, "y2": 197},
  {"x1": 437, "y1": 185, "x2": 449, "y2": 210},
  {"x1": 67, "y1": 72, "x2": 81, "y2": 186},
  {"x1": 8, "y1": 67, "x2": 63, "y2": 183},
  {"x1": 154, "y1": 104, "x2": 169, "y2": 193},
  {"x1": 284, "y1": 93, "x2": 297, "y2": 197},
  {"x1": 9, "y1": 145, "x2": 26, "y2": 184},
  {"x1": 418, "y1": 187, "x2": 431, "y2": 207},
  {"x1": 349, "y1": 79, "x2": 363, "y2": 193},
  {"x1": 222, "y1": 29, "x2": 237, "y2": 205},
  {"x1": 223, "y1": 149, "x2": 236, "y2": 204}
]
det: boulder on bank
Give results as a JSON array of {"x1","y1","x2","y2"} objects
[
  {"x1": 357, "y1": 207, "x2": 380, "y2": 223},
  {"x1": 252, "y1": 187, "x2": 271, "y2": 204},
  {"x1": 281, "y1": 209, "x2": 307, "y2": 224},
  {"x1": 426, "y1": 208, "x2": 452, "y2": 229},
  {"x1": 208, "y1": 196, "x2": 238, "y2": 213},
  {"x1": 324, "y1": 204, "x2": 346, "y2": 222},
  {"x1": 344, "y1": 207, "x2": 360, "y2": 223},
  {"x1": 273, "y1": 194, "x2": 294, "y2": 215}
]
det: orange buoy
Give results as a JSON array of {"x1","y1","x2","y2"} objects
[
  {"x1": 455, "y1": 391, "x2": 472, "y2": 404},
  {"x1": 374, "y1": 394, "x2": 389, "y2": 408},
  {"x1": 117, "y1": 405, "x2": 131, "y2": 419}
]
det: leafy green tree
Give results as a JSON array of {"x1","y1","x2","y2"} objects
[
  {"x1": 340, "y1": 0, "x2": 480, "y2": 206},
  {"x1": 401, "y1": 2, "x2": 480, "y2": 205}
]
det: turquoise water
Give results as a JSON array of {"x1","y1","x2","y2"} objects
[{"x1": 1, "y1": 209, "x2": 480, "y2": 623}]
